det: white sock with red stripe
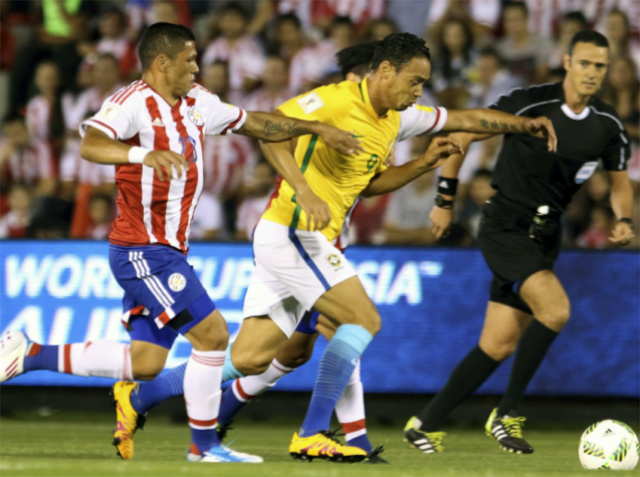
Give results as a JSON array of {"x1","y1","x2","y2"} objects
[
  {"x1": 57, "y1": 341, "x2": 132, "y2": 379},
  {"x1": 236, "y1": 359, "x2": 294, "y2": 399},
  {"x1": 218, "y1": 359, "x2": 294, "y2": 426},
  {"x1": 335, "y1": 359, "x2": 371, "y2": 452},
  {"x1": 184, "y1": 348, "x2": 225, "y2": 453}
]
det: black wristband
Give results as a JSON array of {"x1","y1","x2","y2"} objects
[
  {"x1": 434, "y1": 194, "x2": 454, "y2": 209},
  {"x1": 618, "y1": 218, "x2": 633, "y2": 226},
  {"x1": 437, "y1": 176, "x2": 458, "y2": 196}
]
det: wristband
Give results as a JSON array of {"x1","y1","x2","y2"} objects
[
  {"x1": 128, "y1": 146, "x2": 151, "y2": 164},
  {"x1": 434, "y1": 194, "x2": 454, "y2": 209},
  {"x1": 618, "y1": 218, "x2": 633, "y2": 227},
  {"x1": 437, "y1": 176, "x2": 458, "y2": 196}
]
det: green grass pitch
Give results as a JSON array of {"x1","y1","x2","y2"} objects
[{"x1": 1, "y1": 410, "x2": 638, "y2": 477}]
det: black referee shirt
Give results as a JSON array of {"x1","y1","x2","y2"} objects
[{"x1": 489, "y1": 82, "x2": 630, "y2": 214}]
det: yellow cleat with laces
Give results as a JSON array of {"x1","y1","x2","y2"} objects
[
  {"x1": 289, "y1": 430, "x2": 367, "y2": 463},
  {"x1": 485, "y1": 407, "x2": 534, "y2": 454}
]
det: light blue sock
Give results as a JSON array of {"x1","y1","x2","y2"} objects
[
  {"x1": 130, "y1": 363, "x2": 186, "y2": 414},
  {"x1": 299, "y1": 324, "x2": 372, "y2": 437},
  {"x1": 222, "y1": 346, "x2": 244, "y2": 382}
]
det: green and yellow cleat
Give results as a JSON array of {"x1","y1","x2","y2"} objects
[
  {"x1": 403, "y1": 416, "x2": 446, "y2": 453},
  {"x1": 485, "y1": 408, "x2": 534, "y2": 454}
]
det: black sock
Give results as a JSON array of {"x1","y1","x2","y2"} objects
[
  {"x1": 417, "y1": 346, "x2": 500, "y2": 432},
  {"x1": 497, "y1": 319, "x2": 559, "y2": 416}
]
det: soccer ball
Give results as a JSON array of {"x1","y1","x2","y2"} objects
[{"x1": 579, "y1": 419, "x2": 639, "y2": 470}]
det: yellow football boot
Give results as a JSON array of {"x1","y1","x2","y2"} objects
[
  {"x1": 111, "y1": 381, "x2": 146, "y2": 459},
  {"x1": 289, "y1": 430, "x2": 367, "y2": 463}
]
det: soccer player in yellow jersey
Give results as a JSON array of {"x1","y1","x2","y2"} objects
[{"x1": 224, "y1": 33, "x2": 557, "y2": 463}]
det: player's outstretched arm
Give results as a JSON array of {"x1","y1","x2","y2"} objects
[
  {"x1": 607, "y1": 170, "x2": 635, "y2": 246},
  {"x1": 260, "y1": 138, "x2": 332, "y2": 231},
  {"x1": 80, "y1": 127, "x2": 189, "y2": 181},
  {"x1": 426, "y1": 132, "x2": 478, "y2": 240},
  {"x1": 238, "y1": 111, "x2": 364, "y2": 155},
  {"x1": 361, "y1": 137, "x2": 464, "y2": 198},
  {"x1": 443, "y1": 109, "x2": 558, "y2": 152}
]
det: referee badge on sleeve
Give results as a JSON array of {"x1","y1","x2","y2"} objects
[{"x1": 575, "y1": 161, "x2": 598, "y2": 184}]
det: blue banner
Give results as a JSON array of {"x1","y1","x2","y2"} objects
[{"x1": 1, "y1": 241, "x2": 638, "y2": 397}]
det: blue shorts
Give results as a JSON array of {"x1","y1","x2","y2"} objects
[
  {"x1": 295, "y1": 310, "x2": 320, "y2": 334},
  {"x1": 109, "y1": 244, "x2": 216, "y2": 349}
]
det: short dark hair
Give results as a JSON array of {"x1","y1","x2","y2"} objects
[
  {"x1": 503, "y1": 1, "x2": 528, "y2": 17},
  {"x1": 477, "y1": 45, "x2": 504, "y2": 67},
  {"x1": 370, "y1": 33, "x2": 431, "y2": 72},
  {"x1": 562, "y1": 11, "x2": 588, "y2": 29},
  {"x1": 275, "y1": 13, "x2": 301, "y2": 30},
  {"x1": 568, "y1": 30, "x2": 609, "y2": 55},
  {"x1": 138, "y1": 22, "x2": 196, "y2": 71},
  {"x1": 96, "y1": 52, "x2": 119, "y2": 67},
  {"x1": 329, "y1": 15, "x2": 354, "y2": 31},
  {"x1": 220, "y1": 2, "x2": 248, "y2": 20},
  {"x1": 336, "y1": 41, "x2": 379, "y2": 79}
]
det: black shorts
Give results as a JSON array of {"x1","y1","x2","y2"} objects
[{"x1": 477, "y1": 196, "x2": 562, "y2": 314}]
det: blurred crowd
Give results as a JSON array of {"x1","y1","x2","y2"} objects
[{"x1": 0, "y1": 0, "x2": 638, "y2": 249}]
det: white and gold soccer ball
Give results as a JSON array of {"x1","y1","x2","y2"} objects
[{"x1": 579, "y1": 419, "x2": 639, "y2": 470}]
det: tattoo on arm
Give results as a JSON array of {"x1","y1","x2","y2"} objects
[
  {"x1": 480, "y1": 118, "x2": 520, "y2": 133},
  {"x1": 262, "y1": 119, "x2": 306, "y2": 137}
]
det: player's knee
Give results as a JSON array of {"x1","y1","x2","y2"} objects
[
  {"x1": 277, "y1": 347, "x2": 312, "y2": 368},
  {"x1": 481, "y1": 339, "x2": 516, "y2": 362},
  {"x1": 540, "y1": 309, "x2": 570, "y2": 332},
  {"x1": 187, "y1": 318, "x2": 229, "y2": 351},
  {"x1": 131, "y1": 360, "x2": 165, "y2": 380},
  {"x1": 341, "y1": 309, "x2": 381, "y2": 336},
  {"x1": 359, "y1": 312, "x2": 381, "y2": 336},
  {"x1": 232, "y1": 351, "x2": 271, "y2": 376},
  {"x1": 538, "y1": 301, "x2": 571, "y2": 332}
]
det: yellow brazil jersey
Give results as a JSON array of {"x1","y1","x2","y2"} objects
[{"x1": 263, "y1": 80, "x2": 402, "y2": 242}]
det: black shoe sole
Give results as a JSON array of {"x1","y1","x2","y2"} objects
[{"x1": 290, "y1": 452, "x2": 366, "y2": 463}]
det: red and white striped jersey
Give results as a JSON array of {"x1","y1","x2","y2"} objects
[
  {"x1": 81, "y1": 80, "x2": 247, "y2": 252},
  {"x1": 243, "y1": 87, "x2": 294, "y2": 115},
  {"x1": 201, "y1": 133, "x2": 256, "y2": 197},
  {"x1": 26, "y1": 93, "x2": 76, "y2": 143},
  {"x1": 277, "y1": 0, "x2": 386, "y2": 29},
  {"x1": 60, "y1": 85, "x2": 122, "y2": 185},
  {"x1": 0, "y1": 139, "x2": 56, "y2": 186},
  {"x1": 201, "y1": 35, "x2": 265, "y2": 92}
]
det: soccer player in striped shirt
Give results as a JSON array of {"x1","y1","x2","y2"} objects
[{"x1": 0, "y1": 22, "x2": 362, "y2": 464}]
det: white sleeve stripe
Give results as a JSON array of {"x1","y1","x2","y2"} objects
[
  {"x1": 421, "y1": 107, "x2": 441, "y2": 134},
  {"x1": 221, "y1": 109, "x2": 246, "y2": 135},
  {"x1": 589, "y1": 106, "x2": 625, "y2": 131},
  {"x1": 81, "y1": 119, "x2": 118, "y2": 139},
  {"x1": 432, "y1": 107, "x2": 447, "y2": 133},
  {"x1": 515, "y1": 99, "x2": 561, "y2": 116}
]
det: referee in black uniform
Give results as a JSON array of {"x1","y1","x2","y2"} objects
[{"x1": 403, "y1": 30, "x2": 634, "y2": 455}]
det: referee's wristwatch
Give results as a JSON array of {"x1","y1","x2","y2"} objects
[{"x1": 434, "y1": 194, "x2": 454, "y2": 210}]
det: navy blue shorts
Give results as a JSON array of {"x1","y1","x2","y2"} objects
[
  {"x1": 295, "y1": 310, "x2": 320, "y2": 334},
  {"x1": 109, "y1": 244, "x2": 216, "y2": 349}
]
